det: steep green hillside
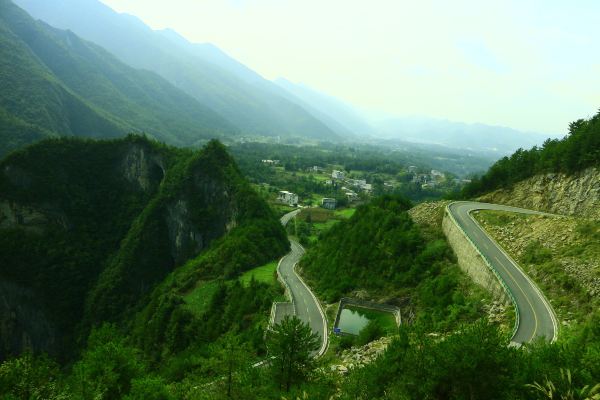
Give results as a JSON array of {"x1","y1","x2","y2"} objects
[
  {"x1": 463, "y1": 110, "x2": 600, "y2": 197},
  {"x1": 14, "y1": 0, "x2": 339, "y2": 141},
  {"x1": 0, "y1": 0, "x2": 235, "y2": 158},
  {"x1": 0, "y1": 107, "x2": 50, "y2": 158},
  {"x1": 0, "y1": 136, "x2": 287, "y2": 361}
]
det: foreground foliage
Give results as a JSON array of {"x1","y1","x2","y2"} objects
[{"x1": 2, "y1": 313, "x2": 599, "y2": 399}]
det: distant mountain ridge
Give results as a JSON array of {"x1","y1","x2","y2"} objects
[
  {"x1": 0, "y1": 0, "x2": 237, "y2": 157},
  {"x1": 274, "y1": 78, "x2": 375, "y2": 137},
  {"x1": 14, "y1": 0, "x2": 340, "y2": 140},
  {"x1": 372, "y1": 116, "x2": 555, "y2": 155},
  {"x1": 3, "y1": 0, "x2": 557, "y2": 158}
]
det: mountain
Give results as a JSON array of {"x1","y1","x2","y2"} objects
[
  {"x1": 0, "y1": 135, "x2": 288, "y2": 361},
  {"x1": 372, "y1": 116, "x2": 556, "y2": 155},
  {"x1": 0, "y1": 0, "x2": 238, "y2": 158},
  {"x1": 14, "y1": 0, "x2": 339, "y2": 141},
  {"x1": 274, "y1": 78, "x2": 375, "y2": 137}
]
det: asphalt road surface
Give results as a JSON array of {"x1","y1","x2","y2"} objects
[
  {"x1": 448, "y1": 201, "x2": 558, "y2": 344},
  {"x1": 278, "y1": 210, "x2": 327, "y2": 356}
]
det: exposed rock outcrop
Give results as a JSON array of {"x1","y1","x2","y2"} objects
[
  {"x1": 330, "y1": 336, "x2": 392, "y2": 374},
  {"x1": 479, "y1": 167, "x2": 600, "y2": 219},
  {"x1": 0, "y1": 201, "x2": 49, "y2": 232},
  {"x1": 121, "y1": 144, "x2": 165, "y2": 192},
  {"x1": 475, "y1": 212, "x2": 600, "y2": 311}
]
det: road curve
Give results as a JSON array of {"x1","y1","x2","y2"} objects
[
  {"x1": 277, "y1": 210, "x2": 328, "y2": 356},
  {"x1": 447, "y1": 201, "x2": 558, "y2": 344}
]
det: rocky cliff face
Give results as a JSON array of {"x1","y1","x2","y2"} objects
[
  {"x1": 121, "y1": 143, "x2": 165, "y2": 192},
  {"x1": 0, "y1": 137, "x2": 271, "y2": 360},
  {"x1": 0, "y1": 282, "x2": 56, "y2": 360},
  {"x1": 0, "y1": 201, "x2": 49, "y2": 232},
  {"x1": 479, "y1": 167, "x2": 600, "y2": 219}
]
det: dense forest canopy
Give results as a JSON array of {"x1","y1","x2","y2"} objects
[
  {"x1": 463, "y1": 110, "x2": 600, "y2": 197},
  {"x1": 300, "y1": 195, "x2": 487, "y2": 331},
  {"x1": 0, "y1": 135, "x2": 288, "y2": 362}
]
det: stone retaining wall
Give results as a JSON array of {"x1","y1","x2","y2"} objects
[{"x1": 442, "y1": 209, "x2": 509, "y2": 304}]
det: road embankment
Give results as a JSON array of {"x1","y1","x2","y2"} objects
[{"x1": 443, "y1": 209, "x2": 510, "y2": 304}]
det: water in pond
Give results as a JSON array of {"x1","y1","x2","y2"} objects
[{"x1": 337, "y1": 308, "x2": 370, "y2": 335}]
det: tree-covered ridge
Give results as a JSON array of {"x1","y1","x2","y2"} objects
[
  {"x1": 463, "y1": 110, "x2": 600, "y2": 197},
  {"x1": 301, "y1": 195, "x2": 486, "y2": 330},
  {"x1": 0, "y1": 136, "x2": 288, "y2": 362},
  {"x1": 0, "y1": 0, "x2": 235, "y2": 158}
]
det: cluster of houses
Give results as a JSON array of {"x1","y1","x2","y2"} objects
[
  {"x1": 277, "y1": 190, "x2": 338, "y2": 210},
  {"x1": 408, "y1": 166, "x2": 447, "y2": 189},
  {"x1": 330, "y1": 171, "x2": 374, "y2": 203}
]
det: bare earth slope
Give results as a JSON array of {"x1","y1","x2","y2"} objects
[
  {"x1": 479, "y1": 167, "x2": 600, "y2": 219},
  {"x1": 473, "y1": 210, "x2": 599, "y2": 328}
]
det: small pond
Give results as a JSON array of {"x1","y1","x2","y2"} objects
[
  {"x1": 336, "y1": 307, "x2": 370, "y2": 335},
  {"x1": 336, "y1": 305, "x2": 398, "y2": 336}
]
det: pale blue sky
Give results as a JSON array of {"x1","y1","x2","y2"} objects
[{"x1": 100, "y1": 0, "x2": 599, "y2": 134}]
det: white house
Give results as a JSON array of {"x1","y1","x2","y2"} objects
[
  {"x1": 331, "y1": 170, "x2": 345, "y2": 180},
  {"x1": 261, "y1": 159, "x2": 280, "y2": 166},
  {"x1": 345, "y1": 192, "x2": 358, "y2": 202},
  {"x1": 277, "y1": 191, "x2": 298, "y2": 206}
]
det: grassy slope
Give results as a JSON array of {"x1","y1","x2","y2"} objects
[{"x1": 239, "y1": 261, "x2": 279, "y2": 287}]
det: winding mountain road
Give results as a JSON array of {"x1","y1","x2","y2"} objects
[
  {"x1": 276, "y1": 210, "x2": 328, "y2": 356},
  {"x1": 447, "y1": 201, "x2": 558, "y2": 344}
]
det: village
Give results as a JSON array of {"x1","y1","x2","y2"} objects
[
  {"x1": 261, "y1": 158, "x2": 463, "y2": 210},
  {"x1": 261, "y1": 159, "x2": 460, "y2": 210}
]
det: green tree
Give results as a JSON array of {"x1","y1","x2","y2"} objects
[
  {"x1": 209, "y1": 333, "x2": 252, "y2": 399},
  {"x1": 267, "y1": 316, "x2": 320, "y2": 392},
  {"x1": 70, "y1": 324, "x2": 145, "y2": 399},
  {"x1": 0, "y1": 352, "x2": 63, "y2": 399},
  {"x1": 123, "y1": 376, "x2": 174, "y2": 400}
]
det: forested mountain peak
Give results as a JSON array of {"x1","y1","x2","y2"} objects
[{"x1": 0, "y1": 135, "x2": 288, "y2": 362}]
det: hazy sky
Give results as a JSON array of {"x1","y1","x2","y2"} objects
[{"x1": 100, "y1": 0, "x2": 599, "y2": 134}]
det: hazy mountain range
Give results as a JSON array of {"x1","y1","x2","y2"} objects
[
  {"x1": 13, "y1": 0, "x2": 338, "y2": 141},
  {"x1": 0, "y1": 0, "x2": 236, "y2": 156},
  {"x1": 0, "y1": 0, "x2": 557, "y2": 158},
  {"x1": 370, "y1": 116, "x2": 557, "y2": 154}
]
